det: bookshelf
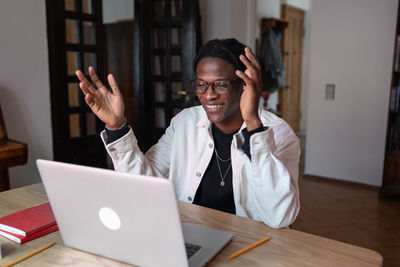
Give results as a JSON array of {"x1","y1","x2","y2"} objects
[{"x1": 381, "y1": 2, "x2": 400, "y2": 198}]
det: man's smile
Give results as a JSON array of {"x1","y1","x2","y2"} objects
[{"x1": 204, "y1": 104, "x2": 224, "y2": 113}]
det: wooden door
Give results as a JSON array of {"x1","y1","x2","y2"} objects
[
  {"x1": 46, "y1": 0, "x2": 107, "y2": 168},
  {"x1": 280, "y1": 4, "x2": 305, "y2": 132}
]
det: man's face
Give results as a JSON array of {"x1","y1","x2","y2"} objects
[{"x1": 195, "y1": 57, "x2": 243, "y2": 131}]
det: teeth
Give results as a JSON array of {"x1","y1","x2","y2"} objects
[{"x1": 206, "y1": 105, "x2": 221, "y2": 108}]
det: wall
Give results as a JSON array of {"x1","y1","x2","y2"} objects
[
  {"x1": 199, "y1": 0, "x2": 256, "y2": 50},
  {"x1": 102, "y1": 0, "x2": 134, "y2": 24},
  {"x1": 0, "y1": 0, "x2": 53, "y2": 188},
  {"x1": 305, "y1": 0, "x2": 398, "y2": 186},
  {"x1": 283, "y1": 0, "x2": 310, "y2": 11}
]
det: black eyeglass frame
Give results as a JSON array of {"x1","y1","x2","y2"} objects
[{"x1": 190, "y1": 78, "x2": 243, "y2": 95}]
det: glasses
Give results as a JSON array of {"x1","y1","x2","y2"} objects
[{"x1": 191, "y1": 79, "x2": 242, "y2": 95}]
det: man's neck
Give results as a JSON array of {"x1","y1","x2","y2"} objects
[{"x1": 214, "y1": 118, "x2": 243, "y2": 134}]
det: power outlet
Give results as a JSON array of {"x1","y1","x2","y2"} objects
[{"x1": 325, "y1": 84, "x2": 335, "y2": 100}]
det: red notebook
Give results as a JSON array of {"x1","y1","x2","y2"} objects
[
  {"x1": 0, "y1": 202, "x2": 56, "y2": 236},
  {"x1": 0, "y1": 224, "x2": 58, "y2": 244}
]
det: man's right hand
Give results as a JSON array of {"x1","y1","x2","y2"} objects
[{"x1": 76, "y1": 66, "x2": 126, "y2": 130}]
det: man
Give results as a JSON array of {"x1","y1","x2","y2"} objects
[{"x1": 76, "y1": 38, "x2": 300, "y2": 228}]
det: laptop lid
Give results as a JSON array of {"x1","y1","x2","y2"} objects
[
  {"x1": 37, "y1": 159, "x2": 188, "y2": 267},
  {"x1": 36, "y1": 159, "x2": 233, "y2": 267}
]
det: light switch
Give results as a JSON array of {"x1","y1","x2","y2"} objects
[{"x1": 325, "y1": 84, "x2": 335, "y2": 100}]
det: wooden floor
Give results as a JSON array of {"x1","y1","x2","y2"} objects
[{"x1": 294, "y1": 136, "x2": 400, "y2": 267}]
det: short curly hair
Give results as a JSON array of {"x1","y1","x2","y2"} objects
[{"x1": 193, "y1": 38, "x2": 246, "y2": 74}]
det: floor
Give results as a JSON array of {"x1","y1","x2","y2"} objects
[{"x1": 294, "y1": 136, "x2": 400, "y2": 267}]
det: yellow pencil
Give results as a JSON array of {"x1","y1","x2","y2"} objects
[
  {"x1": 229, "y1": 236, "x2": 271, "y2": 260},
  {"x1": 3, "y1": 243, "x2": 54, "y2": 267}
]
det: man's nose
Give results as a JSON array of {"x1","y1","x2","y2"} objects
[{"x1": 205, "y1": 85, "x2": 218, "y2": 100}]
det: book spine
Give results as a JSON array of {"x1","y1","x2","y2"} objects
[
  {"x1": 0, "y1": 224, "x2": 58, "y2": 244},
  {"x1": 24, "y1": 222, "x2": 57, "y2": 236},
  {"x1": 0, "y1": 223, "x2": 25, "y2": 237},
  {"x1": 390, "y1": 86, "x2": 396, "y2": 111},
  {"x1": 0, "y1": 229, "x2": 21, "y2": 243},
  {"x1": 20, "y1": 225, "x2": 58, "y2": 244},
  {"x1": 395, "y1": 35, "x2": 400, "y2": 72}
]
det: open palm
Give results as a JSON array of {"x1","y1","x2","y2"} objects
[
  {"x1": 76, "y1": 67, "x2": 125, "y2": 129},
  {"x1": 235, "y1": 47, "x2": 262, "y2": 131}
]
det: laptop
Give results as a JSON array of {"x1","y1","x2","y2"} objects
[{"x1": 36, "y1": 159, "x2": 233, "y2": 267}]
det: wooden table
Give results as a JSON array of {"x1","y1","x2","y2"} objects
[{"x1": 0, "y1": 183, "x2": 383, "y2": 266}]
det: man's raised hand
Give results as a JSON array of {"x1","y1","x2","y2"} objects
[{"x1": 76, "y1": 66, "x2": 126, "y2": 129}]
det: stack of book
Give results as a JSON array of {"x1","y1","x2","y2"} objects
[
  {"x1": 394, "y1": 35, "x2": 400, "y2": 72},
  {"x1": 389, "y1": 116, "x2": 400, "y2": 151},
  {"x1": 389, "y1": 86, "x2": 400, "y2": 112},
  {"x1": 0, "y1": 202, "x2": 58, "y2": 244}
]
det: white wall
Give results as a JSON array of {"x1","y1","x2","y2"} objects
[
  {"x1": 102, "y1": 0, "x2": 134, "y2": 24},
  {"x1": 305, "y1": 0, "x2": 398, "y2": 186},
  {"x1": 199, "y1": 0, "x2": 256, "y2": 50},
  {"x1": 257, "y1": 0, "x2": 281, "y2": 20},
  {"x1": 282, "y1": 0, "x2": 310, "y2": 11},
  {"x1": 0, "y1": 0, "x2": 53, "y2": 188}
]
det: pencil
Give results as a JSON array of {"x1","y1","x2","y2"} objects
[
  {"x1": 229, "y1": 236, "x2": 271, "y2": 260},
  {"x1": 3, "y1": 243, "x2": 54, "y2": 267}
]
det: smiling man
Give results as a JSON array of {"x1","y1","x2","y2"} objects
[{"x1": 76, "y1": 38, "x2": 300, "y2": 229}]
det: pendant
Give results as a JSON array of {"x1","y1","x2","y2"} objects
[{"x1": 220, "y1": 181, "x2": 225, "y2": 187}]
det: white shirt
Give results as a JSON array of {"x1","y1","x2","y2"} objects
[{"x1": 101, "y1": 106, "x2": 300, "y2": 229}]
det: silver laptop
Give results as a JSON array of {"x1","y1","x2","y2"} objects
[{"x1": 36, "y1": 159, "x2": 233, "y2": 267}]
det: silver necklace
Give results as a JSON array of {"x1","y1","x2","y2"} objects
[{"x1": 214, "y1": 149, "x2": 231, "y2": 187}]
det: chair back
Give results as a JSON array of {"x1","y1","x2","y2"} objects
[{"x1": 0, "y1": 103, "x2": 8, "y2": 142}]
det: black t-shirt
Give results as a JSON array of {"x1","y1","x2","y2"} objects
[{"x1": 193, "y1": 124, "x2": 237, "y2": 214}]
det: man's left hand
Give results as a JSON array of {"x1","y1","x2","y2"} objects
[{"x1": 235, "y1": 47, "x2": 263, "y2": 131}]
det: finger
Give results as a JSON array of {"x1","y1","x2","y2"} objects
[
  {"x1": 79, "y1": 81, "x2": 95, "y2": 96},
  {"x1": 245, "y1": 47, "x2": 262, "y2": 84},
  {"x1": 84, "y1": 92, "x2": 95, "y2": 107},
  {"x1": 79, "y1": 81, "x2": 91, "y2": 95},
  {"x1": 76, "y1": 70, "x2": 96, "y2": 93},
  {"x1": 245, "y1": 69, "x2": 253, "y2": 79},
  {"x1": 76, "y1": 69, "x2": 87, "y2": 82},
  {"x1": 89, "y1": 66, "x2": 105, "y2": 89},
  {"x1": 240, "y1": 55, "x2": 258, "y2": 81},
  {"x1": 236, "y1": 70, "x2": 254, "y2": 90},
  {"x1": 76, "y1": 70, "x2": 91, "y2": 87},
  {"x1": 245, "y1": 47, "x2": 261, "y2": 71},
  {"x1": 84, "y1": 92, "x2": 101, "y2": 113},
  {"x1": 107, "y1": 74, "x2": 121, "y2": 96}
]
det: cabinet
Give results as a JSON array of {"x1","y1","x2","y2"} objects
[{"x1": 381, "y1": 3, "x2": 400, "y2": 198}]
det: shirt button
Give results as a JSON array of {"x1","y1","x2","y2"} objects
[
  {"x1": 209, "y1": 143, "x2": 213, "y2": 148},
  {"x1": 196, "y1": 172, "x2": 201, "y2": 177},
  {"x1": 188, "y1": 196, "x2": 192, "y2": 201}
]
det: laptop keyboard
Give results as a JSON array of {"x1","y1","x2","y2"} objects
[{"x1": 185, "y1": 243, "x2": 202, "y2": 258}]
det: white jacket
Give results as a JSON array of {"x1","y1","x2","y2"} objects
[{"x1": 101, "y1": 106, "x2": 300, "y2": 228}]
